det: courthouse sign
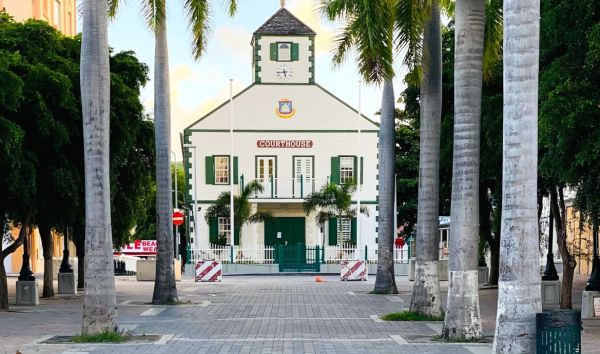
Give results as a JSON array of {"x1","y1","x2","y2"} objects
[{"x1": 257, "y1": 140, "x2": 313, "y2": 148}]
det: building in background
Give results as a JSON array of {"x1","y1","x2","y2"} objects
[
  {"x1": 183, "y1": 6, "x2": 380, "y2": 257},
  {"x1": 0, "y1": 0, "x2": 76, "y2": 36}
]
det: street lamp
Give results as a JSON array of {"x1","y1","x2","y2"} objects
[
  {"x1": 171, "y1": 151, "x2": 179, "y2": 260},
  {"x1": 182, "y1": 144, "x2": 198, "y2": 248},
  {"x1": 542, "y1": 210, "x2": 559, "y2": 280}
]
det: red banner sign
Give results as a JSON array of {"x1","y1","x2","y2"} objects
[
  {"x1": 119, "y1": 240, "x2": 157, "y2": 256},
  {"x1": 257, "y1": 140, "x2": 313, "y2": 148}
]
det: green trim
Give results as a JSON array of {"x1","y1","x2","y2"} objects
[
  {"x1": 187, "y1": 129, "x2": 379, "y2": 133},
  {"x1": 183, "y1": 84, "x2": 255, "y2": 130},
  {"x1": 184, "y1": 83, "x2": 380, "y2": 130},
  {"x1": 254, "y1": 33, "x2": 314, "y2": 37},
  {"x1": 254, "y1": 35, "x2": 262, "y2": 84},
  {"x1": 316, "y1": 84, "x2": 379, "y2": 128},
  {"x1": 274, "y1": 41, "x2": 293, "y2": 62},
  {"x1": 308, "y1": 36, "x2": 315, "y2": 83},
  {"x1": 352, "y1": 201, "x2": 378, "y2": 205}
]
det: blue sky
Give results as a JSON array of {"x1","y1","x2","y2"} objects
[{"x1": 106, "y1": 0, "x2": 407, "y2": 159}]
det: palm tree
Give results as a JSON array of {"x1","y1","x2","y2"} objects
[
  {"x1": 492, "y1": 0, "x2": 541, "y2": 352},
  {"x1": 303, "y1": 181, "x2": 369, "y2": 239},
  {"x1": 80, "y1": 0, "x2": 117, "y2": 334},
  {"x1": 204, "y1": 180, "x2": 271, "y2": 244},
  {"x1": 443, "y1": 0, "x2": 502, "y2": 340},
  {"x1": 321, "y1": 0, "x2": 397, "y2": 294},
  {"x1": 109, "y1": 0, "x2": 238, "y2": 304},
  {"x1": 408, "y1": 0, "x2": 443, "y2": 316}
]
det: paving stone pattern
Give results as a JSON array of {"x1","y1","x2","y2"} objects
[{"x1": 4, "y1": 276, "x2": 493, "y2": 354}]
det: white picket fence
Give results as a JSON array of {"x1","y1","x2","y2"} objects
[{"x1": 189, "y1": 243, "x2": 412, "y2": 264}]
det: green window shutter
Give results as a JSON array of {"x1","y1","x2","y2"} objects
[
  {"x1": 351, "y1": 218, "x2": 357, "y2": 244},
  {"x1": 205, "y1": 156, "x2": 215, "y2": 185},
  {"x1": 209, "y1": 217, "x2": 218, "y2": 244},
  {"x1": 234, "y1": 227, "x2": 240, "y2": 246},
  {"x1": 233, "y1": 156, "x2": 239, "y2": 185},
  {"x1": 328, "y1": 218, "x2": 338, "y2": 246},
  {"x1": 360, "y1": 157, "x2": 364, "y2": 184},
  {"x1": 270, "y1": 43, "x2": 278, "y2": 60},
  {"x1": 353, "y1": 156, "x2": 358, "y2": 184},
  {"x1": 330, "y1": 156, "x2": 340, "y2": 184},
  {"x1": 291, "y1": 43, "x2": 299, "y2": 60}
]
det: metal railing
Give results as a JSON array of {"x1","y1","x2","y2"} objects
[
  {"x1": 240, "y1": 175, "x2": 330, "y2": 199},
  {"x1": 188, "y1": 243, "x2": 413, "y2": 264}
]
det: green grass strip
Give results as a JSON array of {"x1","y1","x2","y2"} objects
[
  {"x1": 72, "y1": 331, "x2": 129, "y2": 343},
  {"x1": 381, "y1": 311, "x2": 444, "y2": 322}
]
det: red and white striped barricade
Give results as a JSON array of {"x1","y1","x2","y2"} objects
[
  {"x1": 340, "y1": 260, "x2": 368, "y2": 281},
  {"x1": 195, "y1": 260, "x2": 222, "y2": 282}
]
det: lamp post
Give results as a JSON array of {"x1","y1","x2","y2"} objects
[
  {"x1": 542, "y1": 210, "x2": 559, "y2": 280},
  {"x1": 171, "y1": 151, "x2": 179, "y2": 260},
  {"x1": 59, "y1": 227, "x2": 73, "y2": 273},
  {"x1": 18, "y1": 226, "x2": 34, "y2": 281},
  {"x1": 585, "y1": 219, "x2": 600, "y2": 291},
  {"x1": 182, "y1": 144, "x2": 198, "y2": 248},
  {"x1": 356, "y1": 80, "x2": 362, "y2": 249}
]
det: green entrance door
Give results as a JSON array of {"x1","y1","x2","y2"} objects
[
  {"x1": 265, "y1": 217, "x2": 320, "y2": 272},
  {"x1": 264, "y1": 217, "x2": 305, "y2": 246}
]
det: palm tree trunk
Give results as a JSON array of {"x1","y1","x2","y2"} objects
[
  {"x1": 39, "y1": 223, "x2": 55, "y2": 298},
  {"x1": 409, "y1": 1, "x2": 443, "y2": 317},
  {"x1": 80, "y1": 0, "x2": 118, "y2": 334},
  {"x1": 373, "y1": 79, "x2": 398, "y2": 294},
  {"x1": 443, "y1": 0, "x2": 484, "y2": 339},
  {"x1": 493, "y1": 0, "x2": 541, "y2": 351},
  {"x1": 152, "y1": 13, "x2": 178, "y2": 304}
]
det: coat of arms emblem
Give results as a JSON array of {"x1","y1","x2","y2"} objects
[{"x1": 275, "y1": 98, "x2": 296, "y2": 119}]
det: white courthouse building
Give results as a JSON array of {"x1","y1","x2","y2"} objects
[{"x1": 183, "y1": 7, "x2": 380, "y2": 255}]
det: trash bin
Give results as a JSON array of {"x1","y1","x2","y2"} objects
[{"x1": 536, "y1": 310, "x2": 582, "y2": 354}]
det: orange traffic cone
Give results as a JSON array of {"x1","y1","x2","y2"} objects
[{"x1": 315, "y1": 276, "x2": 325, "y2": 283}]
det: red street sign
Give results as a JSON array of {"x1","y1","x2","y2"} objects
[{"x1": 173, "y1": 211, "x2": 184, "y2": 226}]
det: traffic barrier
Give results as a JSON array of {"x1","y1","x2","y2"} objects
[
  {"x1": 195, "y1": 260, "x2": 222, "y2": 282},
  {"x1": 340, "y1": 260, "x2": 368, "y2": 281}
]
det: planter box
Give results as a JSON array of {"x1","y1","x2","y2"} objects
[{"x1": 136, "y1": 259, "x2": 181, "y2": 281}]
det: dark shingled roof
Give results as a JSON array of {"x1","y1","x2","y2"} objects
[{"x1": 254, "y1": 8, "x2": 316, "y2": 36}]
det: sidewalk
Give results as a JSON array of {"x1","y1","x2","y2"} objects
[{"x1": 0, "y1": 274, "x2": 598, "y2": 354}]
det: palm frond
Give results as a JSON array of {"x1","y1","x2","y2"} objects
[
  {"x1": 483, "y1": 0, "x2": 502, "y2": 81},
  {"x1": 247, "y1": 211, "x2": 272, "y2": 224},
  {"x1": 322, "y1": 0, "x2": 395, "y2": 84},
  {"x1": 184, "y1": 0, "x2": 211, "y2": 60},
  {"x1": 224, "y1": 0, "x2": 237, "y2": 17},
  {"x1": 241, "y1": 179, "x2": 264, "y2": 199},
  {"x1": 316, "y1": 211, "x2": 335, "y2": 226},
  {"x1": 107, "y1": 0, "x2": 121, "y2": 19},
  {"x1": 141, "y1": 0, "x2": 167, "y2": 31}
]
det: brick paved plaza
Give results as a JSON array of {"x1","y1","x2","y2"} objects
[{"x1": 1, "y1": 275, "x2": 598, "y2": 354}]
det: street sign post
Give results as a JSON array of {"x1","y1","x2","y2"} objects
[{"x1": 173, "y1": 211, "x2": 184, "y2": 226}]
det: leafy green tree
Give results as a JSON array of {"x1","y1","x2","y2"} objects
[
  {"x1": 204, "y1": 180, "x2": 271, "y2": 245},
  {"x1": 539, "y1": 0, "x2": 600, "y2": 309}
]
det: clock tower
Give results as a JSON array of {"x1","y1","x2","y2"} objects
[{"x1": 251, "y1": 6, "x2": 316, "y2": 84}]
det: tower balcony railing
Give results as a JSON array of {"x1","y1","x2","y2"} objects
[{"x1": 240, "y1": 175, "x2": 330, "y2": 200}]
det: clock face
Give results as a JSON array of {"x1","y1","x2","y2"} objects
[{"x1": 276, "y1": 63, "x2": 293, "y2": 81}]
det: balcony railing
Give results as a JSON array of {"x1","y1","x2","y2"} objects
[{"x1": 240, "y1": 175, "x2": 329, "y2": 199}]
